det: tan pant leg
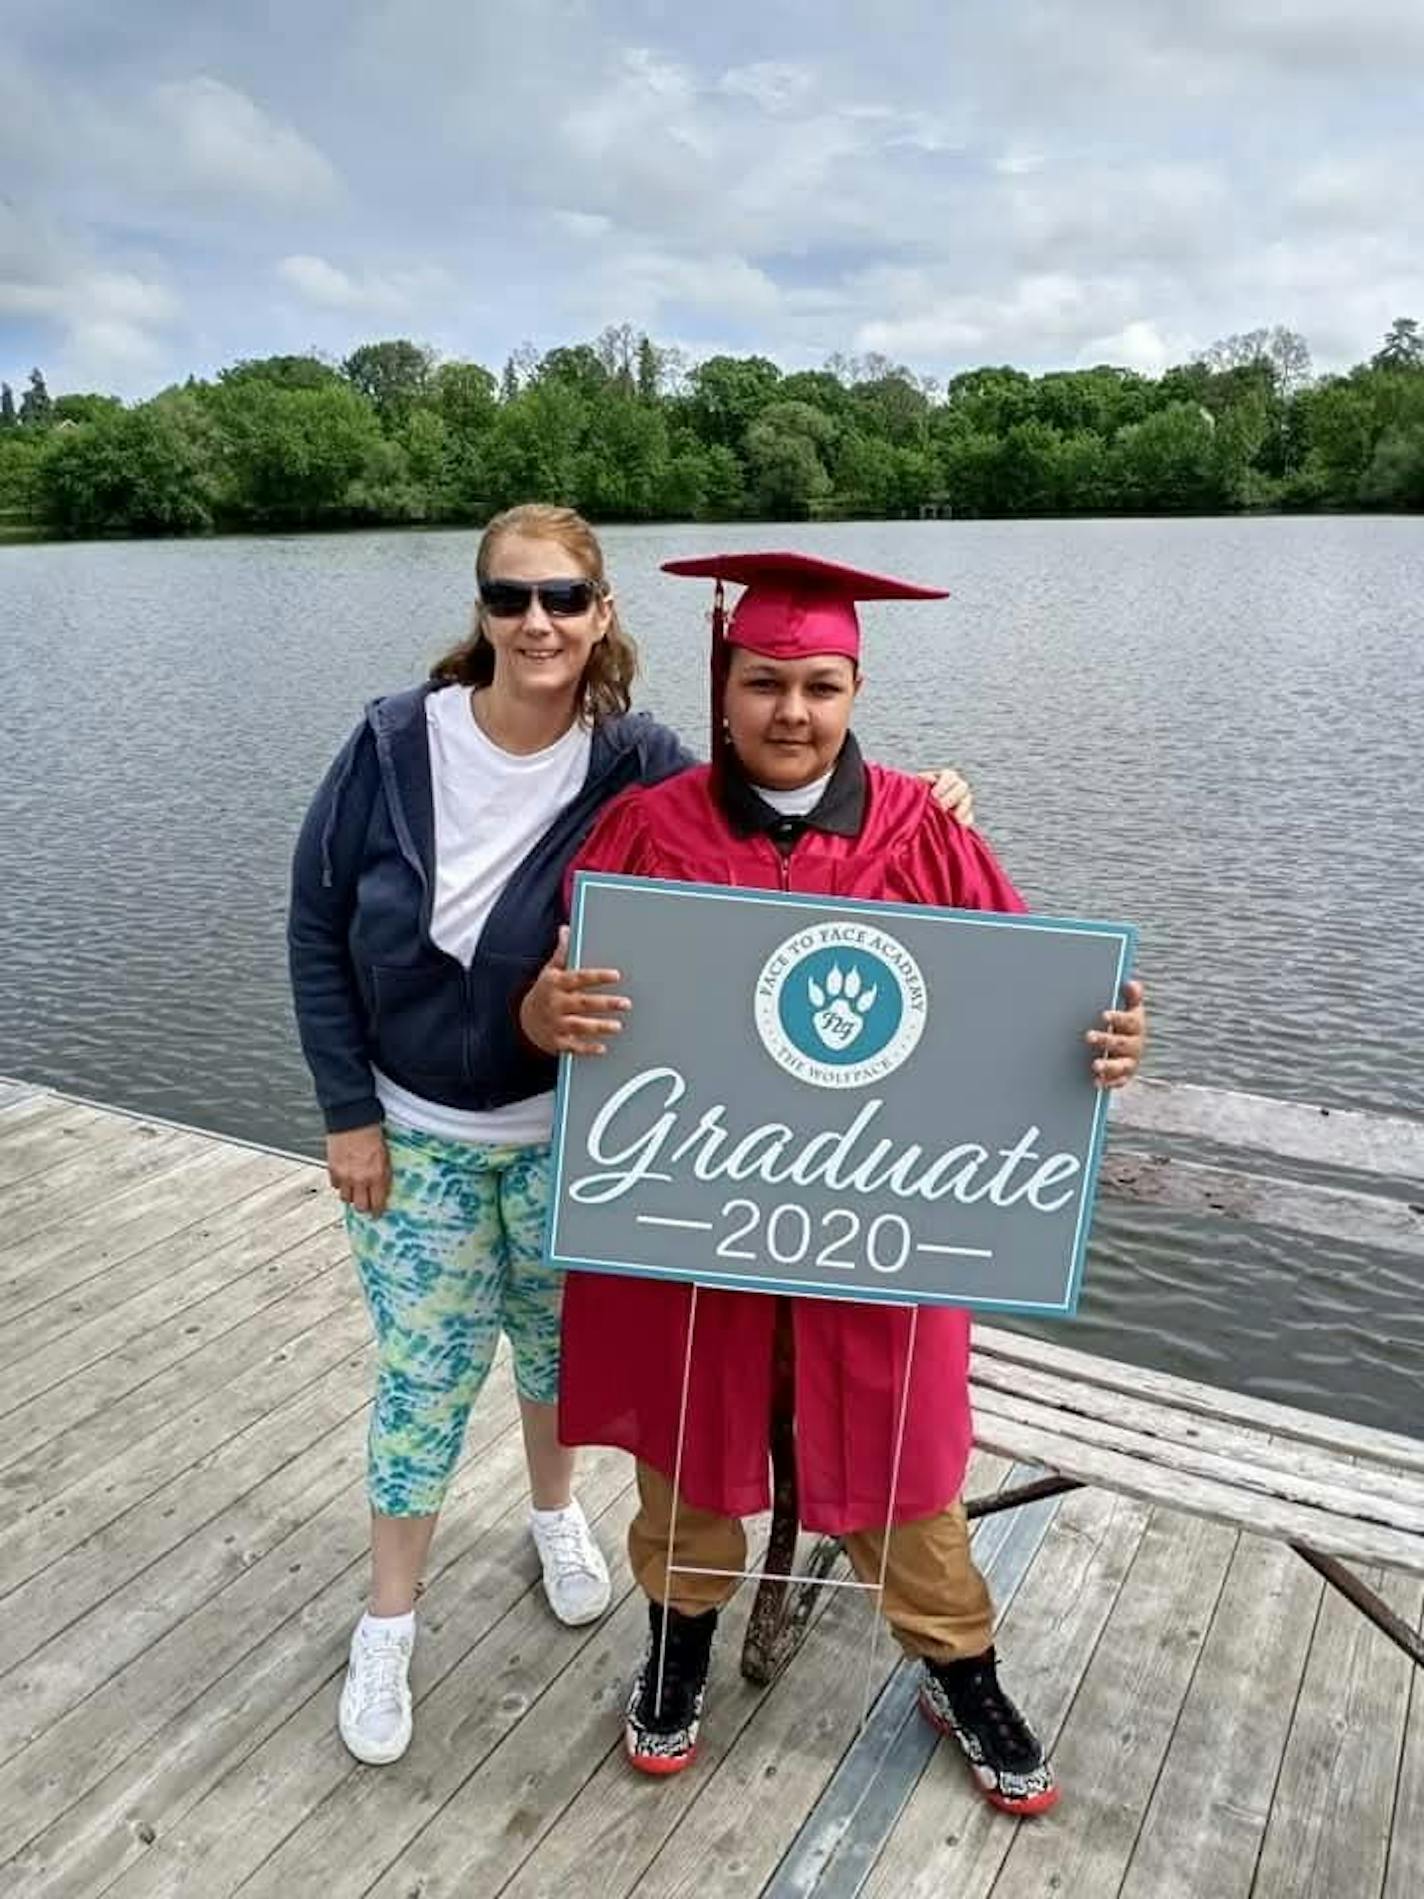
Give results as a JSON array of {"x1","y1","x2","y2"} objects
[
  {"x1": 842, "y1": 1500, "x2": 995, "y2": 1662},
  {"x1": 627, "y1": 1461, "x2": 748, "y2": 1616}
]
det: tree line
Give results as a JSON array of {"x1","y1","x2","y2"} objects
[{"x1": 2, "y1": 318, "x2": 1422, "y2": 539}]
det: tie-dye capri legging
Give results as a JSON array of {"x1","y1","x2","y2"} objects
[{"x1": 344, "y1": 1123, "x2": 562, "y2": 1516}]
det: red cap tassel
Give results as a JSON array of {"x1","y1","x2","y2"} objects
[{"x1": 709, "y1": 579, "x2": 727, "y2": 769}]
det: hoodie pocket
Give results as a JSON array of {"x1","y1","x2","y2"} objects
[{"x1": 369, "y1": 959, "x2": 469, "y2": 1088}]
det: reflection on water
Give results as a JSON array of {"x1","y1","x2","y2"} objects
[{"x1": 1, "y1": 517, "x2": 1421, "y2": 1432}]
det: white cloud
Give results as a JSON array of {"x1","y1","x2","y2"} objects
[
  {"x1": 1077, "y1": 320, "x2": 1189, "y2": 376},
  {"x1": 719, "y1": 62, "x2": 816, "y2": 114},
  {"x1": 277, "y1": 253, "x2": 450, "y2": 314},
  {"x1": 150, "y1": 78, "x2": 340, "y2": 208},
  {"x1": 0, "y1": 202, "x2": 180, "y2": 387},
  {"x1": 5, "y1": 1, "x2": 1422, "y2": 393}
]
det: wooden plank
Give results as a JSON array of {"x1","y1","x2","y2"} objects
[
  {"x1": 1384, "y1": 1606, "x2": 1424, "y2": 1899},
  {"x1": 973, "y1": 1324, "x2": 1424, "y2": 1477},
  {"x1": 100, "y1": 1445, "x2": 637, "y2": 1899},
  {"x1": 231, "y1": 1480, "x2": 645, "y2": 1899},
  {"x1": 1116, "y1": 1534, "x2": 1323, "y2": 1899},
  {"x1": 505, "y1": 1450, "x2": 998, "y2": 1899},
  {"x1": 0, "y1": 1278, "x2": 359, "y2": 1674},
  {"x1": 0, "y1": 1162, "x2": 333, "y2": 1376},
  {"x1": 968, "y1": 1407, "x2": 1424, "y2": 1573},
  {"x1": 0, "y1": 1080, "x2": 42, "y2": 1113},
  {"x1": 976, "y1": 1508, "x2": 1239, "y2": 1899},
  {"x1": 0, "y1": 1145, "x2": 293, "y2": 1327},
  {"x1": 969, "y1": 1386, "x2": 1424, "y2": 1537},
  {"x1": 7, "y1": 1373, "x2": 526, "y2": 1899},
  {"x1": 1112, "y1": 1078, "x2": 1424, "y2": 1179},
  {"x1": 0, "y1": 1422, "x2": 379, "y2": 1864},
  {"x1": 0, "y1": 1129, "x2": 208, "y2": 1286},
  {"x1": 0, "y1": 1169, "x2": 338, "y2": 1434},
  {"x1": 0, "y1": 1319, "x2": 371, "y2": 1655},
  {"x1": 1, "y1": 1409, "x2": 368, "y2": 1770},
  {"x1": 1099, "y1": 1149, "x2": 1424, "y2": 1257},
  {"x1": 1251, "y1": 1564, "x2": 1423, "y2": 1899},
  {"x1": 852, "y1": 1486, "x2": 1153, "y2": 1899},
  {"x1": 645, "y1": 1464, "x2": 1052, "y2": 1899},
  {"x1": 971, "y1": 1351, "x2": 1424, "y2": 1520},
  {"x1": 0, "y1": 1235, "x2": 351, "y2": 1507},
  {"x1": 0, "y1": 1108, "x2": 143, "y2": 1204},
  {"x1": 0, "y1": 1100, "x2": 116, "y2": 1184},
  {"x1": 0, "y1": 1118, "x2": 201, "y2": 1249}
]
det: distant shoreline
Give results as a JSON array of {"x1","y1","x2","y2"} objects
[{"x1": 5, "y1": 504, "x2": 1420, "y2": 551}]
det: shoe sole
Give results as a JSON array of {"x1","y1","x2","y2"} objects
[
  {"x1": 626, "y1": 1737, "x2": 697, "y2": 1776},
  {"x1": 917, "y1": 1690, "x2": 1060, "y2": 1817},
  {"x1": 338, "y1": 1722, "x2": 413, "y2": 1766},
  {"x1": 546, "y1": 1583, "x2": 613, "y2": 1627}
]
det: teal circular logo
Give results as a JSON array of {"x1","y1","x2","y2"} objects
[{"x1": 754, "y1": 921, "x2": 927, "y2": 1089}]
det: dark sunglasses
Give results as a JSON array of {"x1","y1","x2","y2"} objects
[{"x1": 479, "y1": 578, "x2": 602, "y2": 619}]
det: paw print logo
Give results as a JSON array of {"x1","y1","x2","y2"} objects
[{"x1": 808, "y1": 963, "x2": 878, "y2": 1051}]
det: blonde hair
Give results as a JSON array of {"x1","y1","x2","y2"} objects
[{"x1": 429, "y1": 504, "x2": 638, "y2": 724}]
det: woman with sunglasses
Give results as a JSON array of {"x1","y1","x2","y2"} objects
[{"x1": 288, "y1": 505, "x2": 977, "y2": 1767}]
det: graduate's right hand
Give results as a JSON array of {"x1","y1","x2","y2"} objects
[{"x1": 519, "y1": 925, "x2": 631, "y2": 1057}]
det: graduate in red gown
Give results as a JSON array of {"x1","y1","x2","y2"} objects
[{"x1": 521, "y1": 552, "x2": 1146, "y2": 1812}]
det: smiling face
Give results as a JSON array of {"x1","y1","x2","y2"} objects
[
  {"x1": 476, "y1": 529, "x2": 613, "y2": 708},
  {"x1": 722, "y1": 646, "x2": 861, "y2": 790}
]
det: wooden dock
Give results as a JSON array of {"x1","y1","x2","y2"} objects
[{"x1": 1, "y1": 1078, "x2": 1420, "y2": 1898}]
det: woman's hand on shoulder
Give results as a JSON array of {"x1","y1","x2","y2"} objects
[
  {"x1": 519, "y1": 926, "x2": 631, "y2": 1057},
  {"x1": 919, "y1": 767, "x2": 974, "y2": 829},
  {"x1": 326, "y1": 1123, "x2": 392, "y2": 1216},
  {"x1": 1088, "y1": 978, "x2": 1147, "y2": 1089}
]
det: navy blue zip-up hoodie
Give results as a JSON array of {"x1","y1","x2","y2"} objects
[{"x1": 288, "y1": 684, "x2": 695, "y2": 1133}]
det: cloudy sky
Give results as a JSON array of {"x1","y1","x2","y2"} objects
[{"x1": 3, "y1": 0, "x2": 1422, "y2": 399}]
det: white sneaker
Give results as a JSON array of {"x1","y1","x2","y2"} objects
[
  {"x1": 530, "y1": 1498, "x2": 612, "y2": 1626},
  {"x1": 338, "y1": 1615, "x2": 414, "y2": 1764}
]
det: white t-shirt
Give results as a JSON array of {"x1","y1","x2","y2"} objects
[
  {"x1": 754, "y1": 768, "x2": 834, "y2": 817},
  {"x1": 374, "y1": 686, "x2": 593, "y2": 1146}
]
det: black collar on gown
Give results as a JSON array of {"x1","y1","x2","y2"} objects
[{"x1": 718, "y1": 732, "x2": 866, "y2": 851}]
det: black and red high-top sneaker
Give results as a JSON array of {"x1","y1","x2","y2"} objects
[
  {"x1": 918, "y1": 1646, "x2": 1059, "y2": 1816},
  {"x1": 625, "y1": 1602, "x2": 718, "y2": 1775}
]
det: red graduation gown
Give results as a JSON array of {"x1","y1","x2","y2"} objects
[{"x1": 557, "y1": 760, "x2": 1027, "y2": 1534}]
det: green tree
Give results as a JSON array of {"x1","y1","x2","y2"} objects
[
  {"x1": 850, "y1": 370, "x2": 929, "y2": 447},
  {"x1": 688, "y1": 355, "x2": 782, "y2": 450},
  {"x1": 636, "y1": 335, "x2": 660, "y2": 402},
  {"x1": 536, "y1": 345, "x2": 610, "y2": 402},
  {"x1": 219, "y1": 354, "x2": 340, "y2": 391},
  {"x1": 341, "y1": 340, "x2": 433, "y2": 425},
  {"x1": 213, "y1": 380, "x2": 385, "y2": 525},
  {"x1": 19, "y1": 369, "x2": 53, "y2": 430},
  {"x1": 699, "y1": 443, "x2": 748, "y2": 518},
  {"x1": 0, "y1": 384, "x2": 16, "y2": 430},
  {"x1": 51, "y1": 393, "x2": 125, "y2": 426},
  {"x1": 575, "y1": 395, "x2": 670, "y2": 518},
  {"x1": 425, "y1": 362, "x2": 497, "y2": 515},
  {"x1": 480, "y1": 382, "x2": 587, "y2": 507},
  {"x1": 36, "y1": 396, "x2": 220, "y2": 535},
  {"x1": 428, "y1": 361, "x2": 497, "y2": 433},
  {"x1": 1372, "y1": 318, "x2": 1424, "y2": 372},
  {"x1": 778, "y1": 370, "x2": 852, "y2": 422},
  {"x1": 943, "y1": 367, "x2": 1035, "y2": 438},
  {"x1": 744, "y1": 400, "x2": 835, "y2": 516},
  {"x1": 1109, "y1": 404, "x2": 1222, "y2": 511},
  {"x1": 1359, "y1": 423, "x2": 1424, "y2": 506}
]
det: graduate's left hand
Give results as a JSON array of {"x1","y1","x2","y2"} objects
[
  {"x1": 920, "y1": 767, "x2": 974, "y2": 828},
  {"x1": 1087, "y1": 978, "x2": 1147, "y2": 1089}
]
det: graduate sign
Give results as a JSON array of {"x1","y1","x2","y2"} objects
[{"x1": 548, "y1": 874, "x2": 1135, "y2": 1317}]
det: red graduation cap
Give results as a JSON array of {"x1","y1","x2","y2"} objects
[{"x1": 661, "y1": 549, "x2": 949, "y2": 759}]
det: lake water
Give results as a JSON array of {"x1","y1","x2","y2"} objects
[{"x1": 2, "y1": 517, "x2": 1421, "y2": 1433}]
